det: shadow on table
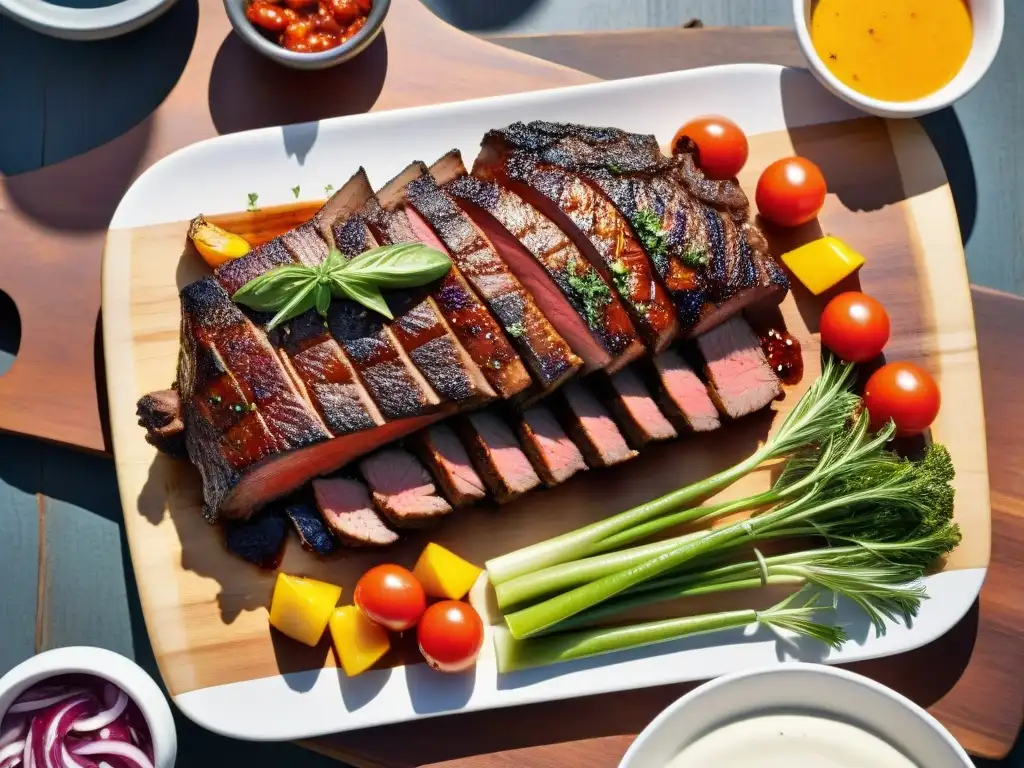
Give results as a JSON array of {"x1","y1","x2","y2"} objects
[
  {"x1": 207, "y1": 29, "x2": 389, "y2": 143},
  {"x1": 0, "y1": 0, "x2": 197, "y2": 177}
]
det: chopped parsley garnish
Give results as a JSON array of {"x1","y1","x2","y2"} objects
[
  {"x1": 324, "y1": 184, "x2": 335, "y2": 197},
  {"x1": 506, "y1": 322, "x2": 526, "y2": 338},
  {"x1": 565, "y1": 257, "x2": 611, "y2": 328},
  {"x1": 630, "y1": 209, "x2": 669, "y2": 269},
  {"x1": 606, "y1": 162, "x2": 625, "y2": 175},
  {"x1": 609, "y1": 259, "x2": 629, "y2": 276},
  {"x1": 246, "y1": 192, "x2": 259, "y2": 212},
  {"x1": 682, "y1": 247, "x2": 708, "y2": 268},
  {"x1": 291, "y1": 185, "x2": 300, "y2": 199}
]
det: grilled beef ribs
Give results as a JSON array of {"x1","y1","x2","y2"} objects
[
  {"x1": 435, "y1": 151, "x2": 645, "y2": 375},
  {"x1": 600, "y1": 368, "x2": 677, "y2": 447},
  {"x1": 475, "y1": 138, "x2": 680, "y2": 351},
  {"x1": 283, "y1": 501, "x2": 340, "y2": 556},
  {"x1": 359, "y1": 448, "x2": 454, "y2": 527},
  {"x1": 697, "y1": 316, "x2": 781, "y2": 419},
  {"x1": 455, "y1": 411, "x2": 541, "y2": 503},
  {"x1": 516, "y1": 406, "x2": 587, "y2": 486},
  {"x1": 480, "y1": 122, "x2": 788, "y2": 337},
  {"x1": 651, "y1": 349, "x2": 722, "y2": 432},
  {"x1": 404, "y1": 170, "x2": 583, "y2": 395},
  {"x1": 369, "y1": 163, "x2": 532, "y2": 401},
  {"x1": 410, "y1": 423, "x2": 488, "y2": 507},
  {"x1": 557, "y1": 380, "x2": 637, "y2": 468},
  {"x1": 152, "y1": 120, "x2": 799, "y2": 536},
  {"x1": 312, "y1": 477, "x2": 400, "y2": 546}
]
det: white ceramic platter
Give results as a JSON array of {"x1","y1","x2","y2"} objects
[{"x1": 105, "y1": 64, "x2": 987, "y2": 741}]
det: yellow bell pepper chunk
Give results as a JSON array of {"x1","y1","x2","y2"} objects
[
  {"x1": 188, "y1": 214, "x2": 251, "y2": 270},
  {"x1": 412, "y1": 543, "x2": 483, "y2": 600},
  {"x1": 269, "y1": 573, "x2": 342, "y2": 647},
  {"x1": 781, "y1": 236, "x2": 866, "y2": 295},
  {"x1": 330, "y1": 606, "x2": 391, "y2": 677}
]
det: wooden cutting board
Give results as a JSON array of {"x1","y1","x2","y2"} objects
[{"x1": 103, "y1": 90, "x2": 990, "y2": 735}]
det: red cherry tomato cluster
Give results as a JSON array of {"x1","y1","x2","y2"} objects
[
  {"x1": 672, "y1": 117, "x2": 827, "y2": 228},
  {"x1": 820, "y1": 291, "x2": 939, "y2": 436},
  {"x1": 354, "y1": 564, "x2": 484, "y2": 672}
]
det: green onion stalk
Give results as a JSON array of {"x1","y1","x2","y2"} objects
[
  {"x1": 493, "y1": 412, "x2": 898, "y2": 611},
  {"x1": 493, "y1": 590, "x2": 845, "y2": 674},
  {"x1": 500, "y1": 425, "x2": 956, "y2": 639},
  {"x1": 485, "y1": 357, "x2": 861, "y2": 586}
]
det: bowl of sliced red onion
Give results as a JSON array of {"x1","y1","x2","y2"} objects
[{"x1": 0, "y1": 646, "x2": 176, "y2": 768}]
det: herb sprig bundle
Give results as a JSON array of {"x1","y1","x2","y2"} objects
[{"x1": 231, "y1": 243, "x2": 452, "y2": 330}]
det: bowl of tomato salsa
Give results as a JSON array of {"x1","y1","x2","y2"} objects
[{"x1": 225, "y1": 0, "x2": 388, "y2": 69}]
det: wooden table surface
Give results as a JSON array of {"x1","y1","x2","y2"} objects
[{"x1": 1, "y1": 4, "x2": 1023, "y2": 767}]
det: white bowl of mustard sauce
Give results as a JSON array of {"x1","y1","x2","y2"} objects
[
  {"x1": 619, "y1": 664, "x2": 972, "y2": 768},
  {"x1": 794, "y1": 0, "x2": 1004, "y2": 118}
]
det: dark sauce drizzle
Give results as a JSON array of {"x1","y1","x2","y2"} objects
[{"x1": 759, "y1": 327, "x2": 803, "y2": 385}]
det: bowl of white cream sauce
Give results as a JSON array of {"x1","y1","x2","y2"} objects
[{"x1": 620, "y1": 664, "x2": 971, "y2": 768}]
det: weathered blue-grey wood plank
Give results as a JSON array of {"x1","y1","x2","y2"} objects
[
  {"x1": 0, "y1": 18, "x2": 47, "y2": 174},
  {"x1": 0, "y1": 434, "x2": 41, "y2": 671},
  {"x1": 38, "y1": 445, "x2": 134, "y2": 658}
]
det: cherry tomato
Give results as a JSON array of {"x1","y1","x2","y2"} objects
[
  {"x1": 672, "y1": 116, "x2": 749, "y2": 180},
  {"x1": 863, "y1": 362, "x2": 941, "y2": 436},
  {"x1": 354, "y1": 564, "x2": 426, "y2": 632},
  {"x1": 417, "y1": 601, "x2": 484, "y2": 673},
  {"x1": 755, "y1": 157, "x2": 827, "y2": 227},
  {"x1": 820, "y1": 292, "x2": 890, "y2": 363}
]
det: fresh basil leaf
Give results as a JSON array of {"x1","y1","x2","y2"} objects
[
  {"x1": 334, "y1": 275, "x2": 394, "y2": 320},
  {"x1": 232, "y1": 265, "x2": 316, "y2": 311},
  {"x1": 266, "y1": 280, "x2": 318, "y2": 331},
  {"x1": 338, "y1": 243, "x2": 451, "y2": 289},
  {"x1": 314, "y1": 282, "x2": 331, "y2": 317}
]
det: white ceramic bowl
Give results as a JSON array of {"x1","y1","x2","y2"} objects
[
  {"x1": 793, "y1": 0, "x2": 1004, "y2": 118},
  {"x1": 0, "y1": 647, "x2": 177, "y2": 768},
  {"x1": 0, "y1": 0, "x2": 175, "y2": 40},
  {"x1": 619, "y1": 663, "x2": 971, "y2": 768}
]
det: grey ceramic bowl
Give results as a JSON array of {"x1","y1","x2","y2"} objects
[{"x1": 223, "y1": 0, "x2": 389, "y2": 70}]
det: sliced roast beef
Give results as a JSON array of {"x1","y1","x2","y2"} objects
[
  {"x1": 651, "y1": 349, "x2": 722, "y2": 433},
  {"x1": 223, "y1": 508, "x2": 288, "y2": 569},
  {"x1": 213, "y1": 172, "x2": 438, "y2": 427},
  {"x1": 177, "y1": 278, "x2": 332, "y2": 520},
  {"x1": 557, "y1": 380, "x2": 637, "y2": 468},
  {"x1": 437, "y1": 152, "x2": 645, "y2": 375},
  {"x1": 283, "y1": 501, "x2": 339, "y2": 556},
  {"x1": 221, "y1": 409, "x2": 452, "y2": 519},
  {"x1": 454, "y1": 411, "x2": 541, "y2": 503},
  {"x1": 359, "y1": 448, "x2": 454, "y2": 527},
  {"x1": 697, "y1": 316, "x2": 781, "y2": 419},
  {"x1": 599, "y1": 367, "x2": 677, "y2": 448},
  {"x1": 409, "y1": 423, "x2": 487, "y2": 507},
  {"x1": 312, "y1": 477, "x2": 400, "y2": 546},
  {"x1": 481, "y1": 122, "x2": 788, "y2": 337},
  {"x1": 670, "y1": 137, "x2": 751, "y2": 222},
  {"x1": 320, "y1": 172, "x2": 495, "y2": 408},
  {"x1": 369, "y1": 164, "x2": 532, "y2": 401},
  {"x1": 404, "y1": 171, "x2": 583, "y2": 395},
  {"x1": 516, "y1": 406, "x2": 587, "y2": 486},
  {"x1": 475, "y1": 138, "x2": 679, "y2": 352}
]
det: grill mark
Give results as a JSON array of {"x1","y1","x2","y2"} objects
[{"x1": 405, "y1": 172, "x2": 581, "y2": 393}]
